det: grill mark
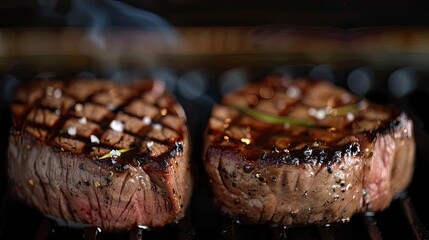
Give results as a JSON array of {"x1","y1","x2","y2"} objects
[
  {"x1": 14, "y1": 80, "x2": 187, "y2": 173},
  {"x1": 85, "y1": 89, "x2": 183, "y2": 159},
  {"x1": 46, "y1": 106, "x2": 74, "y2": 143},
  {"x1": 28, "y1": 119, "x2": 180, "y2": 154},
  {"x1": 18, "y1": 91, "x2": 45, "y2": 132},
  {"x1": 39, "y1": 87, "x2": 89, "y2": 143},
  {"x1": 45, "y1": 85, "x2": 114, "y2": 147},
  {"x1": 125, "y1": 110, "x2": 181, "y2": 136},
  {"x1": 36, "y1": 125, "x2": 46, "y2": 140},
  {"x1": 227, "y1": 91, "x2": 345, "y2": 146},
  {"x1": 209, "y1": 77, "x2": 403, "y2": 167},
  {"x1": 72, "y1": 92, "x2": 116, "y2": 145}
]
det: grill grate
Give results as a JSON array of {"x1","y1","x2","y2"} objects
[
  {"x1": 1, "y1": 65, "x2": 429, "y2": 240},
  {"x1": 215, "y1": 193, "x2": 428, "y2": 240},
  {"x1": 398, "y1": 193, "x2": 429, "y2": 240},
  {"x1": 8, "y1": 192, "x2": 425, "y2": 240}
]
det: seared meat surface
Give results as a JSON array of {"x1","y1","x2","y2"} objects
[
  {"x1": 203, "y1": 76, "x2": 415, "y2": 226},
  {"x1": 8, "y1": 79, "x2": 193, "y2": 232}
]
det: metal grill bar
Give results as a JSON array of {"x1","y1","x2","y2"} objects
[
  {"x1": 84, "y1": 227, "x2": 101, "y2": 240},
  {"x1": 16, "y1": 172, "x2": 427, "y2": 240},
  {"x1": 0, "y1": 69, "x2": 428, "y2": 240},
  {"x1": 398, "y1": 192, "x2": 429, "y2": 240},
  {"x1": 364, "y1": 212, "x2": 382, "y2": 240},
  {"x1": 129, "y1": 226, "x2": 144, "y2": 240}
]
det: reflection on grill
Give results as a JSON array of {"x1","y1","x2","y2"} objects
[
  {"x1": 218, "y1": 192, "x2": 427, "y2": 240},
  {"x1": 2, "y1": 192, "x2": 423, "y2": 240},
  {"x1": 31, "y1": 210, "x2": 195, "y2": 240}
]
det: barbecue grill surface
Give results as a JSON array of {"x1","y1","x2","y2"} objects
[{"x1": 0, "y1": 65, "x2": 428, "y2": 240}]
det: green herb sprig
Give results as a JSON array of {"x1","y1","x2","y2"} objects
[
  {"x1": 230, "y1": 105, "x2": 316, "y2": 127},
  {"x1": 229, "y1": 99, "x2": 365, "y2": 127},
  {"x1": 98, "y1": 148, "x2": 134, "y2": 160}
]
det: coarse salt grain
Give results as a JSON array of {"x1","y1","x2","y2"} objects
[
  {"x1": 241, "y1": 138, "x2": 251, "y2": 145},
  {"x1": 78, "y1": 116, "x2": 87, "y2": 124},
  {"x1": 152, "y1": 123, "x2": 162, "y2": 130},
  {"x1": 160, "y1": 108, "x2": 168, "y2": 116},
  {"x1": 110, "y1": 120, "x2": 124, "y2": 132},
  {"x1": 74, "y1": 103, "x2": 83, "y2": 112},
  {"x1": 67, "y1": 127, "x2": 77, "y2": 136},
  {"x1": 286, "y1": 86, "x2": 301, "y2": 99},
  {"x1": 346, "y1": 112, "x2": 355, "y2": 121},
  {"x1": 110, "y1": 150, "x2": 121, "y2": 158},
  {"x1": 143, "y1": 116, "x2": 152, "y2": 125},
  {"x1": 53, "y1": 88, "x2": 62, "y2": 99},
  {"x1": 90, "y1": 135, "x2": 100, "y2": 144},
  {"x1": 308, "y1": 107, "x2": 326, "y2": 120}
]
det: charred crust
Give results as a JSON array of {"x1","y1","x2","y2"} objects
[
  {"x1": 137, "y1": 155, "x2": 153, "y2": 164},
  {"x1": 169, "y1": 141, "x2": 184, "y2": 158},
  {"x1": 264, "y1": 141, "x2": 359, "y2": 166},
  {"x1": 206, "y1": 78, "x2": 410, "y2": 168},
  {"x1": 10, "y1": 79, "x2": 188, "y2": 174},
  {"x1": 208, "y1": 140, "x2": 361, "y2": 167},
  {"x1": 365, "y1": 117, "x2": 402, "y2": 143}
]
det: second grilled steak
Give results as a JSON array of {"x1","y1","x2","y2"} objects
[
  {"x1": 8, "y1": 79, "x2": 193, "y2": 232},
  {"x1": 203, "y1": 76, "x2": 415, "y2": 226}
]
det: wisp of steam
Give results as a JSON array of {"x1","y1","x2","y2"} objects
[
  {"x1": 38, "y1": 0, "x2": 179, "y2": 48},
  {"x1": 35, "y1": 0, "x2": 217, "y2": 104},
  {"x1": 37, "y1": 0, "x2": 181, "y2": 82}
]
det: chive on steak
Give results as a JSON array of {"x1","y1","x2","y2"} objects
[
  {"x1": 8, "y1": 79, "x2": 193, "y2": 232},
  {"x1": 203, "y1": 76, "x2": 415, "y2": 226}
]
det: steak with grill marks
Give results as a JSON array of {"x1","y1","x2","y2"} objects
[
  {"x1": 7, "y1": 79, "x2": 193, "y2": 232},
  {"x1": 203, "y1": 76, "x2": 415, "y2": 226}
]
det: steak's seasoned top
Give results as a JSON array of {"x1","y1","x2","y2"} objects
[
  {"x1": 10, "y1": 79, "x2": 187, "y2": 172},
  {"x1": 206, "y1": 76, "x2": 409, "y2": 165}
]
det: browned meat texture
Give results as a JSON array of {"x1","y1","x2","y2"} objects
[
  {"x1": 203, "y1": 76, "x2": 415, "y2": 226},
  {"x1": 7, "y1": 79, "x2": 193, "y2": 232}
]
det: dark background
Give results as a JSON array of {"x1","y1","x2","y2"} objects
[
  {"x1": 1, "y1": 1, "x2": 429, "y2": 239},
  {"x1": 2, "y1": 0, "x2": 429, "y2": 28}
]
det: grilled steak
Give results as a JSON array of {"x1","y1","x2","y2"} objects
[
  {"x1": 7, "y1": 79, "x2": 193, "y2": 232},
  {"x1": 203, "y1": 76, "x2": 415, "y2": 226}
]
